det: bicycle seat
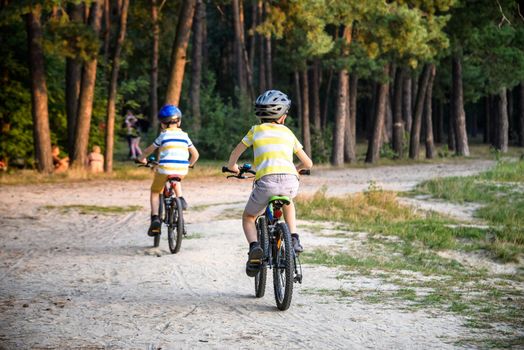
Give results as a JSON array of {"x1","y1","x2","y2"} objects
[
  {"x1": 167, "y1": 175, "x2": 182, "y2": 182},
  {"x1": 268, "y1": 195, "x2": 291, "y2": 206}
]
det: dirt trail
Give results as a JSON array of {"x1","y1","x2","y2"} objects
[{"x1": 0, "y1": 160, "x2": 495, "y2": 349}]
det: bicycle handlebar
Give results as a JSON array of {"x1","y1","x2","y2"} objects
[
  {"x1": 135, "y1": 159, "x2": 158, "y2": 168},
  {"x1": 222, "y1": 164, "x2": 310, "y2": 178}
]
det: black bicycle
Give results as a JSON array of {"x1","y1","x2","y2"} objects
[
  {"x1": 138, "y1": 159, "x2": 185, "y2": 253},
  {"x1": 223, "y1": 164, "x2": 309, "y2": 310}
]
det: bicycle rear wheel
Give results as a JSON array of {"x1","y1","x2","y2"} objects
[
  {"x1": 273, "y1": 222, "x2": 294, "y2": 310},
  {"x1": 254, "y1": 216, "x2": 269, "y2": 298},
  {"x1": 167, "y1": 197, "x2": 184, "y2": 254}
]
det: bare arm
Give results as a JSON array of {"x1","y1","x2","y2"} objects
[
  {"x1": 137, "y1": 144, "x2": 157, "y2": 163},
  {"x1": 188, "y1": 146, "x2": 199, "y2": 167},
  {"x1": 295, "y1": 149, "x2": 313, "y2": 172},
  {"x1": 227, "y1": 142, "x2": 248, "y2": 173}
]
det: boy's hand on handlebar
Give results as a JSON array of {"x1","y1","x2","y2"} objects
[{"x1": 227, "y1": 163, "x2": 240, "y2": 174}]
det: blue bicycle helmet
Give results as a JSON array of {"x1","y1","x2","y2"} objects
[{"x1": 158, "y1": 104, "x2": 182, "y2": 123}]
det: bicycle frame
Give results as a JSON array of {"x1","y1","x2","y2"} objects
[{"x1": 259, "y1": 200, "x2": 303, "y2": 283}]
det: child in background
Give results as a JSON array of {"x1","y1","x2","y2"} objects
[
  {"x1": 87, "y1": 145, "x2": 104, "y2": 173},
  {"x1": 52, "y1": 145, "x2": 69, "y2": 173}
]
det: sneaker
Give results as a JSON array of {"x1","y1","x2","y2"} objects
[
  {"x1": 245, "y1": 243, "x2": 263, "y2": 277},
  {"x1": 291, "y1": 233, "x2": 304, "y2": 254},
  {"x1": 179, "y1": 197, "x2": 188, "y2": 210},
  {"x1": 148, "y1": 215, "x2": 161, "y2": 237}
]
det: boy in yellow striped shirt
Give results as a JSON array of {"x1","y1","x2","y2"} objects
[{"x1": 226, "y1": 90, "x2": 313, "y2": 277}]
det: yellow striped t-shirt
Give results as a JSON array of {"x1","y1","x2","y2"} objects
[{"x1": 241, "y1": 123, "x2": 302, "y2": 180}]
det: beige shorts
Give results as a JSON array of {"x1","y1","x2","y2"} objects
[{"x1": 244, "y1": 174, "x2": 299, "y2": 216}]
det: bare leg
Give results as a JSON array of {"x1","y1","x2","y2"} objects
[
  {"x1": 242, "y1": 211, "x2": 258, "y2": 243},
  {"x1": 151, "y1": 191, "x2": 160, "y2": 216},
  {"x1": 283, "y1": 201, "x2": 297, "y2": 233},
  {"x1": 174, "y1": 182, "x2": 182, "y2": 197}
]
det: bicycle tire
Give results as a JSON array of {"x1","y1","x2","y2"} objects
[
  {"x1": 167, "y1": 197, "x2": 184, "y2": 254},
  {"x1": 254, "y1": 216, "x2": 269, "y2": 298},
  {"x1": 273, "y1": 222, "x2": 294, "y2": 310}
]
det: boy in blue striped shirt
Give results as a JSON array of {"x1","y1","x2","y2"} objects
[{"x1": 137, "y1": 105, "x2": 199, "y2": 236}]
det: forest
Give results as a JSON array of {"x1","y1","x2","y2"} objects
[{"x1": 1, "y1": 0, "x2": 524, "y2": 173}]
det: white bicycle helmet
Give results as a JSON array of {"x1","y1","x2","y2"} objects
[{"x1": 254, "y1": 90, "x2": 291, "y2": 119}]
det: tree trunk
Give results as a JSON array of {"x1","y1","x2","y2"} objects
[
  {"x1": 232, "y1": 0, "x2": 248, "y2": 100},
  {"x1": 392, "y1": 67, "x2": 404, "y2": 157},
  {"x1": 344, "y1": 74, "x2": 357, "y2": 163},
  {"x1": 190, "y1": 0, "x2": 204, "y2": 131},
  {"x1": 348, "y1": 74, "x2": 358, "y2": 149},
  {"x1": 248, "y1": 1, "x2": 257, "y2": 79},
  {"x1": 257, "y1": 1, "x2": 266, "y2": 93},
  {"x1": 435, "y1": 100, "x2": 444, "y2": 143},
  {"x1": 495, "y1": 88, "x2": 509, "y2": 152},
  {"x1": 365, "y1": 64, "x2": 390, "y2": 164},
  {"x1": 165, "y1": 0, "x2": 196, "y2": 105},
  {"x1": 65, "y1": 2, "x2": 84, "y2": 158},
  {"x1": 484, "y1": 96, "x2": 491, "y2": 144},
  {"x1": 26, "y1": 4, "x2": 53, "y2": 173},
  {"x1": 294, "y1": 70, "x2": 302, "y2": 134},
  {"x1": 102, "y1": 0, "x2": 111, "y2": 64},
  {"x1": 424, "y1": 64, "x2": 436, "y2": 159},
  {"x1": 332, "y1": 25, "x2": 352, "y2": 166},
  {"x1": 150, "y1": 0, "x2": 160, "y2": 130},
  {"x1": 402, "y1": 69, "x2": 413, "y2": 134},
  {"x1": 321, "y1": 68, "x2": 333, "y2": 130},
  {"x1": 301, "y1": 69, "x2": 311, "y2": 157},
  {"x1": 332, "y1": 68, "x2": 349, "y2": 166},
  {"x1": 104, "y1": 0, "x2": 129, "y2": 173},
  {"x1": 451, "y1": 56, "x2": 470, "y2": 156},
  {"x1": 409, "y1": 64, "x2": 432, "y2": 159},
  {"x1": 448, "y1": 107, "x2": 456, "y2": 151},
  {"x1": 265, "y1": 45, "x2": 272, "y2": 89},
  {"x1": 519, "y1": 83, "x2": 524, "y2": 147},
  {"x1": 312, "y1": 59, "x2": 321, "y2": 130},
  {"x1": 72, "y1": 0, "x2": 103, "y2": 169}
]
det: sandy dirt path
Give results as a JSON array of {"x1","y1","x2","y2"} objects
[{"x1": 0, "y1": 160, "x2": 495, "y2": 349}]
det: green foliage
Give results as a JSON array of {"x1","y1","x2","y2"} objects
[{"x1": 186, "y1": 72, "x2": 251, "y2": 160}]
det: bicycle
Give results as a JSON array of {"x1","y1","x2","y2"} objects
[
  {"x1": 137, "y1": 158, "x2": 186, "y2": 253},
  {"x1": 223, "y1": 163, "x2": 309, "y2": 310}
]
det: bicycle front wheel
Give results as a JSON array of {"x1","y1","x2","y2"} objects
[
  {"x1": 254, "y1": 216, "x2": 269, "y2": 298},
  {"x1": 273, "y1": 222, "x2": 294, "y2": 310},
  {"x1": 167, "y1": 197, "x2": 184, "y2": 254}
]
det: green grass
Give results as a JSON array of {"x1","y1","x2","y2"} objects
[{"x1": 42, "y1": 204, "x2": 143, "y2": 215}]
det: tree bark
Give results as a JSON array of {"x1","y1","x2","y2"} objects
[
  {"x1": 332, "y1": 25, "x2": 352, "y2": 166},
  {"x1": 365, "y1": 64, "x2": 390, "y2": 164},
  {"x1": 65, "y1": 2, "x2": 84, "y2": 158},
  {"x1": 294, "y1": 70, "x2": 302, "y2": 134},
  {"x1": 392, "y1": 67, "x2": 404, "y2": 157},
  {"x1": 321, "y1": 68, "x2": 333, "y2": 130},
  {"x1": 402, "y1": 69, "x2": 413, "y2": 134},
  {"x1": 257, "y1": 1, "x2": 266, "y2": 93},
  {"x1": 448, "y1": 108, "x2": 456, "y2": 151},
  {"x1": 190, "y1": 0, "x2": 204, "y2": 131},
  {"x1": 435, "y1": 100, "x2": 444, "y2": 143},
  {"x1": 149, "y1": 0, "x2": 160, "y2": 130},
  {"x1": 104, "y1": 0, "x2": 129, "y2": 173},
  {"x1": 344, "y1": 74, "x2": 357, "y2": 163},
  {"x1": 518, "y1": 83, "x2": 524, "y2": 147},
  {"x1": 451, "y1": 56, "x2": 470, "y2": 156},
  {"x1": 26, "y1": 4, "x2": 53, "y2": 173},
  {"x1": 165, "y1": 0, "x2": 196, "y2": 105},
  {"x1": 72, "y1": 0, "x2": 103, "y2": 169},
  {"x1": 495, "y1": 88, "x2": 509, "y2": 152},
  {"x1": 348, "y1": 74, "x2": 358, "y2": 150},
  {"x1": 332, "y1": 68, "x2": 349, "y2": 166},
  {"x1": 484, "y1": 96, "x2": 491, "y2": 144},
  {"x1": 301, "y1": 69, "x2": 311, "y2": 157},
  {"x1": 409, "y1": 64, "x2": 432, "y2": 159},
  {"x1": 102, "y1": 0, "x2": 111, "y2": 64},
  {"x1": 232, "y1": 0, "x2": 248, "y2": 100},
  {"x1": 312, "y1": 59, "x2": 321, "y2": 130},
  {"x1": 424, "y1": 64, "x2": 436, "y2": 159}
]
